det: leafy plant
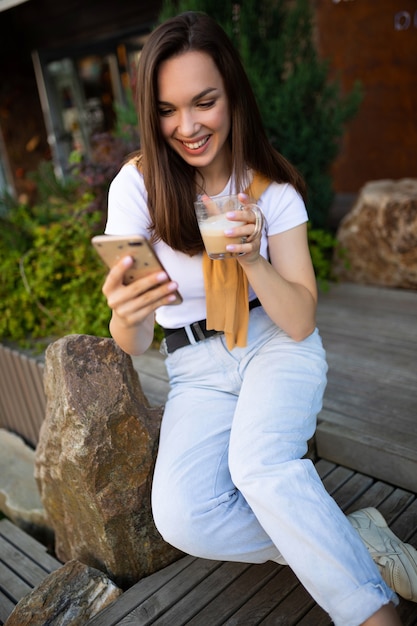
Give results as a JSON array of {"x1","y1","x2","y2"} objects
[
  {"x1": 0, "y1": 188, "x2": 109, "y2": 342},
  {"x1": 307, "y1": 226, "x2": 339, "y2": 291},
  {"x1": 0, "y1": 163, "x2": 110, "y2": 347}
]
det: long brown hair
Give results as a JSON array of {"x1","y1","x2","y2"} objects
[{"x1": 136, "y1": 11, "x2": 305, "y2": 254}]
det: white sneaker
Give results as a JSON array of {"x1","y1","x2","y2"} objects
[{"x1": 348, "y1": 507, "x2": 417, "y2": 602}]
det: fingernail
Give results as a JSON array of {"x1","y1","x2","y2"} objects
[
  {"x1": 156, "y1": 272, "x2": 168, "y2": 281},
  {"x1": 122, "y1": 256, "x2": 133, "y2": 266}
]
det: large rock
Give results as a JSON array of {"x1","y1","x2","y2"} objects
[
  {"x1": 5, "y1": 559, "x2": 122, "y2": 626},
  {"x1": 0, "y1": 429, "x2": 51, "y2": 542},
  {"x1": 35, "y1": 334, "x2": 182, "y2": 589},
  {"x1": 332, "y1": 178, "x2": 417, "y2": 288}
]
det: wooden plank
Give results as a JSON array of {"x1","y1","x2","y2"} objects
[
  {"x1": 318, "y1": 463, "x2": 355, "y2": 494},
  {"x1": 150, "y1": 561, "x2": 252, "y2": 625},
  {"x1": 327, "y1": 471, "x2": 375, "y2": 511},
  {"x1": 0, "y1": 519, "x2": 60, "y2": 573},
  {"x1": 316, "y1": 420, "x2": 417, "y2": 493},
  {"x1": 0, "y1": 519, "x2": 61, "y2": 625},
  {"x1": 185, "y1": 562, "x2": 280, "y2": 626},
  {"x1": 0, "y1": 560, "x2": 32, "y2": 603},
  {"x1": 258, "y1": 581, "x2": 316, "y2": 625},
  {"x1": 296, "y1": 604, "x2": 332, "y2": 626},
  {"x1": 221, "y1": 567, "x2": 300, "y2": 625},
  {"x1": 116, "y1": 559, "x2": 223, "y2": 625},
  {"x1": 0, "y1": 592, "x2": 15, "y2": 626},
  {"x1": 86, "y1": 556, "x2": 200, "y2": 626},
  {"x1": 322, "y1": 387, "x2": 416, "y2": 430},
  {"x1": 0, "y1": 540, "x2": 55, "y2": 588}
]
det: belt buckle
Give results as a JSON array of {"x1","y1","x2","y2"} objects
[{"x1": 191, "y1": 321, "x2": 206, "y2": 341}]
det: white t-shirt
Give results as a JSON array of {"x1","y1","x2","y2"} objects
[{"x1": 105, "y1": 163, "x2": 308, "y2": 329}]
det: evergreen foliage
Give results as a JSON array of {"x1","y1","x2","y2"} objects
[{"x1": 158, "y1": 0, "x2": 362, "y2": 227}]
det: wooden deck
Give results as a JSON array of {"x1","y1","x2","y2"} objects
[
  {"x1": 1, "y1": 282, "x2": 416, "y2": 624},
  {"x1": 2, "y1": 463, "x2": 417, "y2": 626},
  {"x1": 0, "y1": 518, "x2": 61, "y2": 624},
  {"x1": 316, "y1": 283, "x2": 417, "y2": 493}
]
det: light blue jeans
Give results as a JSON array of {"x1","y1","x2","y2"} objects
[{"x1": 152, "y1": 307, "x2": 397, "y2": 625}]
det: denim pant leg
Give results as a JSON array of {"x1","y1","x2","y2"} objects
[
  {"x1": 152, "y1": 337, "x2": 280, "y2": 563},
  {"x1": 228, "y1": 317, "x2": 396, "y2": 624},
  {"x1": 151, "y1": 309, "x2": 396, "y2": 626}
]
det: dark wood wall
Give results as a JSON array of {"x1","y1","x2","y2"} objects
[
  {"x1": 0, "y1": 0, "x2": 162, "y2": 196},
  {"x1": 3, "y1": 0, "x2": 161, "y2": 52},
  {"x1": 315, "y1": 0, "x2": 417, "y2": 193}
]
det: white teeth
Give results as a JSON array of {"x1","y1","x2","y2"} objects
[{"x1": 182, "y1": 136, "x2": 209, "y2": 150}]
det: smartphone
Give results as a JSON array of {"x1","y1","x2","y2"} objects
[{"x1": 91, "y1": 234, "x2": 182, "y2": 305}]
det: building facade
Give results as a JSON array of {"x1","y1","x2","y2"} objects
[{"x1": 0, "y1": 0, "x2": 416, "y2": 202}]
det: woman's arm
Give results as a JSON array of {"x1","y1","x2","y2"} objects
[
  {"x1": 240, "y1": 223, "x2": 317, "y2": 341},
  {"x1": 103, "y1": 256, "x2": 180, "y2": 355}
]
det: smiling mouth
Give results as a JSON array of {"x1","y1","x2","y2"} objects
[{"x1": 181, "y1": 136, "x2": 210, "y2": 150}]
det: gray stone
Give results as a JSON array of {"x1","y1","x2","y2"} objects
[
  {"x1": 35, "y1": 334, "x2": 182, "y2": 589},
  {"x1": 0, "y1": 429, "x2": 51, "y2": 540},
  {"x1": 332, "y1": 178, "x2": 417, "y2": 288},
  {"x1": 4, "y1": 559, "x2": 122, "y2": 626}
]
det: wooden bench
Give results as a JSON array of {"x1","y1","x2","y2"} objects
[
  {"x1": 0, "y1": 518, "x2": 61, "y2": 625},
  {"x1": 1, "y1": 283, "x2": 416, "y2": 623},
  {"x1": 2, "y1": 459, "x2": 417, "y2": 625}
]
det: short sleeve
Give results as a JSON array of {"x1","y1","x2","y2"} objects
[
  {"x1": 259, "y1": 182, "x2": 308, "y2": 236},
  {"x1": 105, "y1": 164, "x2": 151, "y2": 236}
]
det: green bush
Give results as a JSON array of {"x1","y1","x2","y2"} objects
[{"x1": 0, "y1": 165, "x2": 110, "y2": 347}]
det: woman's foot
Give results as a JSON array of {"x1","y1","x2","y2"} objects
[{"x1": 348, "y1": 507, "x2": 417, "y2": 602}]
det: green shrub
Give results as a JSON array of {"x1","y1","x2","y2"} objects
[{"x1": 0, "y1": 165, "x2": 110, "y2": 347}]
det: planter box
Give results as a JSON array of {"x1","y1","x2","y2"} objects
[{"x1": 0, "y1": 343, "x2": 45, "y2": 447}]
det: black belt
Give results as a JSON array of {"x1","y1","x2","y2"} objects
[{"x1": 162, "y1": 298, "x2": 262, "y2": 354}]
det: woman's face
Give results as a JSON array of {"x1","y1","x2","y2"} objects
[{"x1": 157, "y1": 50, "x2": 231, "y2": 180}]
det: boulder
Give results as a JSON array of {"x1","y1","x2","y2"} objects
[
  {"x1": 5, "y1": 559, "x2": 122, "y2": 626},
  {"x1": 35, "y1": 334, "x2": 182, "y2": 589},
  {"x1": 332, "y1": 178, "x2": 417, "y2": 288},
  {"x1": 0, "y1": 429, "x2": 51, "y2": 542}
]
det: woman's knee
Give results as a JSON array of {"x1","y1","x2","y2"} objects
[{"x1": 151, "y1": 481, "x2": 211, "y2": 556}]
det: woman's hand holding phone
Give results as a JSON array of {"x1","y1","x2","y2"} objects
[
  {"x1": 92, "y1": 235, "x2": 182, "y2": 335},
  {"x1": 102, "y1": 254, "x2": 180, "y2": 330}
]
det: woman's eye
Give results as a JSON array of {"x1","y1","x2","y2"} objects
[
  {"x1": 197, "y1": 100, "x2": 215, "y2": 109},
  {"x1": 159, "y1": 108, "x2": 174, "y2": 116}
]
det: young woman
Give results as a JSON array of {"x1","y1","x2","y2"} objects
[{"x1": 102, "y1": 11, "x2": 412, "y2": 625}]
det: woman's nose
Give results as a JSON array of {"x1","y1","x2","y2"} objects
[{"x1": 178, "y1": 110, "x2": 199, "y2": 136}]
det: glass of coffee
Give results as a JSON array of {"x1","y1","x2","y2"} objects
[{"x1": 194, "y1": 194, "x2": 248, "y2": 260}]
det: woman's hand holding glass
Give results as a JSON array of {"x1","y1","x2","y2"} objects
[{"x1": 224, "y1": 193, "x2": 265, "y2": 264}]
